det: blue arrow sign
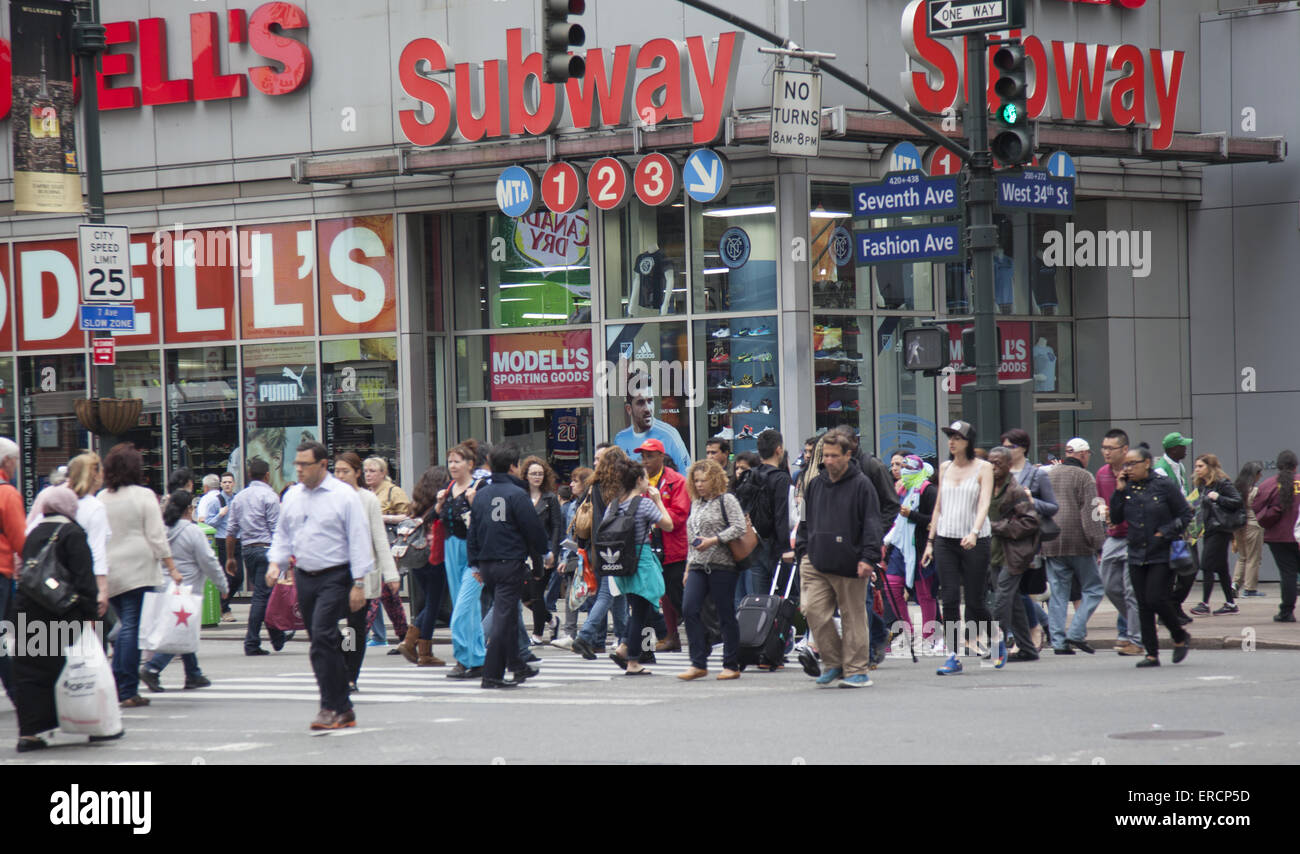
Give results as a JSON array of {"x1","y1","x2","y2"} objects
[
  {"x1": 79, "y1": 304, "x2": 136, "y2": 332},
  {"x1": 995, "y1": 168, "x2": 1074, "y2": 214},
  {"x1": 684, "y1": 148, "x2": 730, "y2": 203},
  {"x1": 852, "y1": 170, "x2": 960, "y2": 217},
  {"x1": 855, "y1": 223, "x2": 962, "y2": 265},
  {"x1": 496, "y1": 166, "x2": 539, "y2": 217}
]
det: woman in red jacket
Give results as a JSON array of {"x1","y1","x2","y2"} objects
[{"x1": 1252, "y1": 450, "x2": 1299, "y2": 623}]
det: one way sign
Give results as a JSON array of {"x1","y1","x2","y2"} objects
[{"x1": 926, "y1": 0, "x2": 1024, "y2": 38}]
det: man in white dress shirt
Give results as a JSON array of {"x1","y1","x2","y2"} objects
[{"x1": 266, "y1": 441, "x2": 374, "y2": 730}]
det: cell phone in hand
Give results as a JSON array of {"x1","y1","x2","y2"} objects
[{"x1": 692, "y1": 537, "x2": 703, "y2": 548}]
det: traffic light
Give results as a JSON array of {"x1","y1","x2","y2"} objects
[
  {"x1": 542, "y1": 0, "x2": 586, "y2": 84},
  {"x1": 991, "y1": 42, "x2": 1032, "y2": 165}
]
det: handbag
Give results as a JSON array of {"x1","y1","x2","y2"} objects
[
  {"x1": 17, "y1": 520, "x2": 81, "y2": 616},
  {"x1": 1027, "y1": 468, "x2": 1060, "y2": 542},
  {"x1": 1170, "y1": 538, "x2": 1196, "y2": 575},
  {"x1": 391, "y1": 509, "x2": 436, "y2": 571},
  {"x1": 572, "y1": 494, "x2": 594, "y2": 540},
  {"x1": 1205, "y1": 487, "x2": 1247, "y2": 532},
  {"x1": 719, "y1": 495, "x2": 759, "y2": 569},
  {"x1": 266, "y1": 576, "x2": 307, "y2": 631}
]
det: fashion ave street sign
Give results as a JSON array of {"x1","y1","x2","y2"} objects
[{"x1": 398, "y1": 29, "x2": 744, "y2": 147}]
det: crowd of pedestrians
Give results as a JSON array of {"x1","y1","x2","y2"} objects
[{"x1": 4, "y1": 419, "x2": 1299, "y2": 750}]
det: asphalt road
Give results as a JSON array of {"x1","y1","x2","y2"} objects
[{"x1": 2, "y1": 637, "x2": 1296, "y2": 765}]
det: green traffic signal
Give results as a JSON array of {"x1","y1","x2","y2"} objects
[{"x1": 999, "y1": 102, "x2": 1021, "y2": 125}]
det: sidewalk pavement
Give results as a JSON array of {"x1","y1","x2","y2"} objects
[{"x1": 1045, "y1": 582, "x2": 1297, "y2": 651}]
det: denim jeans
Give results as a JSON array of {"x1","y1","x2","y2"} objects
[
  {"x1": 682, "y1": 567, "x2": 740, "y2": 670},
  {"x1": 543, "y1": 567, "x2": 565, "y2": 613},
  {"x1": 242, "y1": 546, "x2": 285, "y2": 653},
  {"x1": 578, "y1": 575, "x2": 627, "y2": 648},
  {"x1": 409, "y1": 563, "x2": 446, "y2": 640},
  {"x1": 145, "y1": 652, "x2": 202, "y2": 679},
  {"x1": 0, "y1": 576, "x2": 13, "y2": 699},
  {"x1": 110, "y1": 587, "x2": 148, "y2": 700},
  {"x1": 1045, "y1": 554, "x2": 1105, "y2": 648}
]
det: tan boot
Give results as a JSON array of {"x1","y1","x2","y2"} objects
[
  {"x1": 655, "y1": 633, "x2": 681, "y2": 652},
  {"x1": 396, "y1": 627, "x2": 421, "y2": 664},
  {"x1": 416, "y1": 640, "x2": 445, "y2": 667}
]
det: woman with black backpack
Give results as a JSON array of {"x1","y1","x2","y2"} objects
[
  {"x1": 597, "y1": 457, "x2": 672, "y2": 676},
  {"x1": 1190, "y1": 454, "x2": 1243, "y2": 616}
]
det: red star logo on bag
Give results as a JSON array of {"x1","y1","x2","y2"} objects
[{"x1": 173, "y1": 606, "x2": 193, "y2": 627}]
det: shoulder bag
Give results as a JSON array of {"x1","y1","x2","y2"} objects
[
  {"x1": 719, "y1": 495, "x2": 759, "y2": 569},
  {"x1": 391, "y1": 508, "x2": 437, "y2": 571},
  {"x1": 1027, "y1": 466, "x2": 1061, "y2": 542},
  {"x1": 17, "y1": 520, "x2": 82, "y2": 616}
]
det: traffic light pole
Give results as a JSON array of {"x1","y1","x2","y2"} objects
[{"x1": 965, "y1": 33, "x2": 1001, "y2": 450}]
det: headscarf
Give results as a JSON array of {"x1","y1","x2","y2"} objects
[
  {"x1": 898, "y1": 455, "x2": 933, "y2": 497},
  {"x1": 25, "y1": 485, "x2": 81, "y2": 534},
  {"x1": 883, "y1": 456, "x2": 934, "y2": 587}
]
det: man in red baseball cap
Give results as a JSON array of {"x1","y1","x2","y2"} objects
[{"x1": 635, "y1": 438, "x2": 691, "y2": 654}]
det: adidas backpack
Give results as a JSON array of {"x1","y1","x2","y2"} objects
[{"x1": 592, "y1": 496, "x2": 644, "y2": 578}]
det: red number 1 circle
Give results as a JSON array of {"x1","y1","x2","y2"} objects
[
  {"x1": 587, "y1": 157, "x2": 631, "y2": 211},
  {"x1": 541, "y1": 162, "x2": 587, "y2": 214},
  {"x1": 634, "y1": 153, "x2": 681, "y2": 206}
]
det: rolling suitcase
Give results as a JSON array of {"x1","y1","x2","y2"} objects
[{"x1": 736, "y1": 564, "x2": 797, "y2": 668}]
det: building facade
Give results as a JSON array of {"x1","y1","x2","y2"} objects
[{"x1": 0, "y1": 0, "x2": 1291, "y2": 574}]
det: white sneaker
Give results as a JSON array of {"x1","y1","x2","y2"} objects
[
  {"x1": 551, "y1": 636, "x2": 574, "y2": 650},
  {"x1": 530, "y1": 634, "x2": 546, "y2": 646}
]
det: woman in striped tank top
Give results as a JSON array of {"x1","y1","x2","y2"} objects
[{"x1": 921, "y1": 421, "x2": 994, "y2": 675}]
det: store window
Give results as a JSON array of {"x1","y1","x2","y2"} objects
[
  {"x1": 426, "y1": 338, "x2": 444, "y2": 465},
  {"x1": 604, "y1": 321, "x2": 692, "y2": 473},
  {"x1": 1030, "y1": 215, "x2": 1073, "y2": 316},
  {"x1": 1035, "y1": 410, "x2": 1079, "y2": 466},
  {"x1": 452, "y1": 210, "x2": 591, "y2": 330},
  {"x1": 166, "y1": 347, "x2": 239, "y2": 483},
  {"x1": 697, "y1": 315, "x2": 778, "y2": 455},
  {"x1": 490, "y1": 406, "x2": 594, "y2": 480},
  {"x1": 0, "y1": 358, "x2": 15, "y2": 443},
  {"x1": 854, "y1": 216, "x2": 936, "y2": 313},
  {"x1": 1030, "y1": 322, "x2": 1074, "y2": 395},
  {"x1": 322, "y1": 337, "x2": 400, "y2": 484},
  {"x1": 92, "y1": 351, "x2": 164, "y2": 493},
  {"x1": 603, "y1": 202, "x2": 687, "y2": 318},
  {"x1": 420, "y1": 214, "x2": 445, "y2": 332},
  {"x1": 316, "y1": 215, "x2": 397, "y2": 336},
  {"x1": 241, "y1": 341, "x2": 318, "y2": 494},
  {"x1": 812, "y1": 315, "x2": 872, "y2": 439},
  {"x1": 691, "y1": 184, "x2": 777, "y2": 313},
  {"x1": 18, "y1": 354, "x2": 88, "y2": 506},
  {"x1": 810, "y1": 183, "x2": 860, "y2": 310},
  {"x1": 875, "y1": 317, "x2": 936, "y2": 460}
]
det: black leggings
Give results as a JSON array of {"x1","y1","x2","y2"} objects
[
  {"x1": 1267, "y1": 541, "x2": 1299, "y2": 614},
  {"x1": 1199, "y1": 531, "x2": 1235, "y2": 605},
  {"x1": 933, "y1": 535, "x2": 992, "y2": 649},
  {"x1": 625, "y1": 594, "x2": 655, "y2": 658}
]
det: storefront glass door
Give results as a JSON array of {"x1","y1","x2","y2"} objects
[{"x1": 488, "y1": 405, "x2": 593, "y2": 480}]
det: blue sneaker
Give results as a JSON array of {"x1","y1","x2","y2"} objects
[
  {"x1": 839, "y1": 673, "x2": 872, "y2": 688},
  {"x1": 936, "y1": 654, "x2": 962, "y2": 675},
  {"x1": 814, "y1": 667, "x2": 843, "y2": 686},
  {"x1": 994, "y1": 640, "x2": 1008, "y2": 669},
  {"x1": 366, "y1": 637, "x2": 388, "y2": 648}
]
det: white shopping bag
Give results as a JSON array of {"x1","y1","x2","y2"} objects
[
  {"x1": 140, "y1": 583, "x2": 202, "y2": 655},
  {"x1": 57, "y1": 625, "x2": 123, "y2": 737}
]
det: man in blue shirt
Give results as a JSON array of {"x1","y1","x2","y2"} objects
[
  {"x1": 614, "y1": 376, "x2": 691, "y2": 473},
  {"x1": 266, "y1": 441, "x2": 373, "y2": 730}
]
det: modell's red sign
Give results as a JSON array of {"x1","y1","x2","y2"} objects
[
  {"x1": 948, "y1": 321, "x2": 1032, "y2": 389},
  {"x1": 0, "y1": 3, "x2": 310, "y2": 119},
  {"x1": 900, "y1": 0, "x2": 1183, "y2": 149},
  {"x1": 490, "y1": 331, "x2": 593, "y2": 402},
  {"x1": 398, "y1": 28, "x2": 743, "y2": 147}
]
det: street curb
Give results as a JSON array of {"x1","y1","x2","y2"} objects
[{"x1": 1090, "y1": 637, "x2": 1300, "y2": 651}]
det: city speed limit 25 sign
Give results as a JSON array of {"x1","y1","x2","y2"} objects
[{"x1": 78, "y1": 224, "x2": 131, "y2": 303}]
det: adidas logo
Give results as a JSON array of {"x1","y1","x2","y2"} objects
[
  {"x1": 636, "y1": 342, "x2": 655, "y2": 360},
  {"x1": 599, "y1": 547, "x2": 623, "y2": 574}
]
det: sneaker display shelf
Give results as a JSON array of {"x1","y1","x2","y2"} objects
[{"x1": 701, "y1": 319, "x2": 779, "y2": 449}]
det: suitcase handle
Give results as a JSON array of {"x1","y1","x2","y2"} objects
[{"x1": 769, "y1": 563, "x2": 796, "y2": 598}]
